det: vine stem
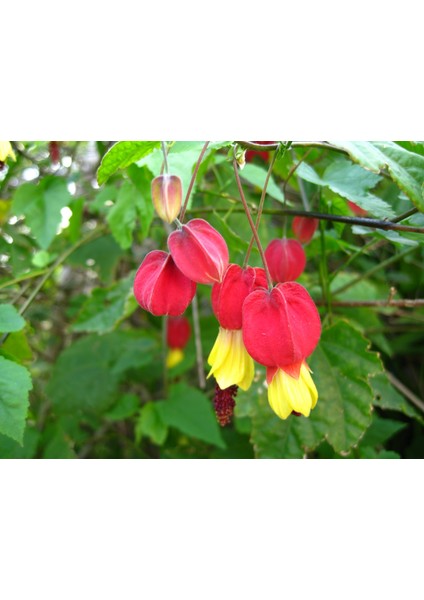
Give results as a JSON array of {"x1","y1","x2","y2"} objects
[
  {"x1": 243, "y1": 146, "x2": 279, "y2": 267},
  {"x1": 161, "y1": 141, "x2": 169, "y2": 174},
  {"x1": 179, "y1": 141, "x2": 210, "y2": 223},
  {"x1": 232, "y1": 156, "x2": 273, "y2": 290}
]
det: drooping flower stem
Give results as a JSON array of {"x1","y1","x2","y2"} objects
[
  {"x1": 243, "y1": 145, "x2": 279, "y2": 268},
  {"x1": 161, "y1": 141, "x2": 169, "y2": 174},
  {"x1": 191, "y1": 293, "x2": 206, "y2": 389},
  {"x1": 232, "y1": 156, "x2": 273, "y2": 290},
  {"x1": 179, "y1": 141, "x2": 210, "y2": 223}
]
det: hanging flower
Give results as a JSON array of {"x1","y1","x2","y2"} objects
[
  {"x1": 292, "y1": 216, "x2": 319, "y2": 244},
  {"x1": 166, "y1": 315, "x2": 191, "y2": 368},
  {"x1": 168, "y1": 218, "x2": 229, "y2": 284},
  {"x1": 265, "y1": 237, "x2": 306, "y2": 283},
  {"x1": 207, "y1": 264, "x2": 267, "y2": 392},
  {"x1": 242, "y1": 282, "x2": 321, "y2": 419},
  {"x1": 49, "y1": 141, "x2": 61, "y2": 166},
  {"x1": 151, "y1": 174, "x2": 182, "y2": 223},
  {"x1": 133, "y1": 250, "x2": 196, "y2": 316}
]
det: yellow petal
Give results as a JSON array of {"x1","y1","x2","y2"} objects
[
  {"x1": 267, "y1": 363, "x2": 319, "y2": 420},
  {"x1": 166, "y1": 348, "x2": 184, "y2": 368},
  {"x1": 207, "y1": 328, "x2": 254, "y2": 390},
  {"x1": 0, "y1": 141, "x2": 16, "y2": 162}
]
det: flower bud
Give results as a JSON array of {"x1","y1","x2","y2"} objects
[
  {"x1": 211, "y1": 264, "x2": 267, "y2": 330},
  {"x1": 168, "y1": 218, "x2": 229, "y2": 285},
  {"x1": 242, "y1": 282, "x2": 321, "y2": 371},
  {"x1": 292, "y1": 216, "x2": 319, "y2": 244},
  {"x1": 133, "y1": 250, "x2": 196, "y2": 316},
  {"x1": 265, "y1": 238, "x2": 306, "y2": 282},
  {"x1": 151, "y1": 174, "x2": 182, "y2": 223},
  {"x1": 167, "y1": 316, "x2": 191, "y2": 349}
]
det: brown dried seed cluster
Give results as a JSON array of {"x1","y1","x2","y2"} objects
[{"x1": 213, "y1": 383, "x2": 238, "y2": 427}]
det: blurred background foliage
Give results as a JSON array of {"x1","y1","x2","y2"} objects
[{"x1": 0, "y1": 140, "x2": 423, "y2": 459}]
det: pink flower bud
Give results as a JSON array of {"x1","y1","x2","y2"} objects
[
  {"x1": 292, "y1": 216, "x2": 319, "y2": 244},
  {"x1": 151, "y1": 174, "x2": 182, "y2": 223},
  {"x1": 133, "y1": 250, "x2": 196, "y2": 316},
  {"x1": 264, "y1": 238, "x2": 306, "y2": 282},
  {"x1": 242, "y1": 282, "x2": 321, "y2": 371},
  {"x1": 168, "y1": 218, "x2": 229, "y2": 285}
]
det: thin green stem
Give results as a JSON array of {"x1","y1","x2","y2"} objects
[
  {"x1": 232, "y1": 156, "x2": 273, "y2": 290},
  {"x1": 179, "y1": 141, "x2": 210, "y2": 223},
  {"x1": 243, "y1": 146, "x2": 279, "y2": 267},
  {"x1": 0, "y1": 268, "x2": 49, "y2": 291}
]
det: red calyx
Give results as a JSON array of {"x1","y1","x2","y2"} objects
[
  {"x1": 133, "y1": 250, "x2": 196, "y2": 316},
  {"x1": 168, "y1": 218, "x2": 229, "y2": 285},
  {"x1": 167, "y1": 316, "x2": 191, "y2": 350},
  {"x1": 265, "y1": 238, "x2": 306, "y2": 282},
  {"x1": 242, "y1": 282, "x2": 321, "y2": 371},
  {"x1": 211, "y1": 264, "x2": 267, "y2": 330},
  {"x1": 292, "y1": 216, "x2": 319, "y2": 244}
]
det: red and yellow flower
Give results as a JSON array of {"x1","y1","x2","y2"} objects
[
  {"x1": 207, "y1": 264, "x2": 267, "y2": 391},
  {"x1": 166, "y1": 315, "x2": 191, "y2": 368},
  {"x1": 242, "y1": 281, "x2": 321, "y2": 419}
]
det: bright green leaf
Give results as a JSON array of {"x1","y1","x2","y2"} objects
[
  {"x1": 156, "y1": 383, "x2": 226, "y2": 448},
  {"x1": 12, "y1": 176, "x2": 72, "y2": 249},
  {"x1": 0, "y1": 356, "x2": 33, "y2": 444},
  {"x1": 328, "y1": 141, "x2": 424, "y2": 211},
  {"x1": 0, "y1": 304, "x2": 26, "y2": 333},
  {"x1": 97, "y1": 141, "x2": 160, "y2": 185},
  {"x1": 135, "y1": 402, "x2": 168, "y2": 445},
  {"x1": 0, "y1": 426, "x2": 40, "y2": 459}
]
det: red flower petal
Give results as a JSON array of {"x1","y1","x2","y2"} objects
[
  {"x1": 133, "y1": 250, "x2": 196, "y2": 316},
  {"x1": 168, "y1": 218, "x2": 229, "y2": 285},
  {"x1": 167, "y1": 316, "x2": 191, "y2": 349},
  {"x1": 265, "y1": 238, "x2": 306, "y2": 282},
  {"x1": 211, "y1": 264, "x2": 267, "y2": 329},
  {"x1": 242, "y1": 282, "x2": 321, "y2": 369},
  {"x1": 292, "y1": 216, "x2": 319, "y2": 244}
]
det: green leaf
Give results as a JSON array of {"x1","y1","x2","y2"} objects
[
  {"x1": 0, "y1": 330, "x2": 33, "y2": 363},
  {"x1": 68, "y1": 197, "x2": 85, "y2": 243},
  {"x1": 47, "y1": 331, "x2": 157, "y2": 414},
  {"x1": 359, "y1": 415, "x2": 407, "y2": 448},
  {"x1": 68, "y1": 235, "x2": 124, "y2": 283},
  {"x1": 127, "y1": 165, "x2": 154, "y2": 237},
  {"x1": 0, "y1": 426, "x2": 40, "y2": 458},
  {"x1": 97, "y1": 141, "x2": 160, "y2": 185},
  {"x1": 0, "y1": 303, "x2": 26, "y2": 333},
  {"x1": 358, "y1": 447, "x2": 401, "y2": 459},
  {"x1": 107, "y1": 181, "x2": 138, "y2": 249},
  {"x1": 0, "y1": 356, "x2": 33, "y2": 444},
  {"x1": 328, "y1": 141, "x2": 424, "y2": 211},
  {"x1": 156, "y1": 383, "x2": 226, "y2": 448},
  {"x1": 240, "y1": 163, "x2": 285, "y2": 203},
  {"x1": 135, "y1": 402, "x2": 168, "y2": 445},
  {"x1": 47, "y1": 335, "x2": 121, "y2": 414},
  {"x1": 298, "y1": 158, "x2": 394, "y2": 218},
  {"x1": 370, "y1": 372, "x2": 422, "y2": 421},
  {"x1": 249, "y1": 321, "x2": 383, "y2": 458},
  {"x1": 42, "y1": 424, "x2": 76, "y2": 459},
  {"x1": 70, "y1": 275, "x2": 134, "y2": 334},
  {"x1": 105, "y1": 393, "x2": 140, "y2": 421},
  {"x1": 12, "y1": 176, "x2": 72, "y2": 249}
]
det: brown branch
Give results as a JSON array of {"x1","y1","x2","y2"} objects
[{"x1": 316, "y1": 299, "x2": 424, "y2": 308}]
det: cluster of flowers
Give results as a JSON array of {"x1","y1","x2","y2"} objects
[{"x1": 134, "y1": 170, "x2": 322, "y2": 426}]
